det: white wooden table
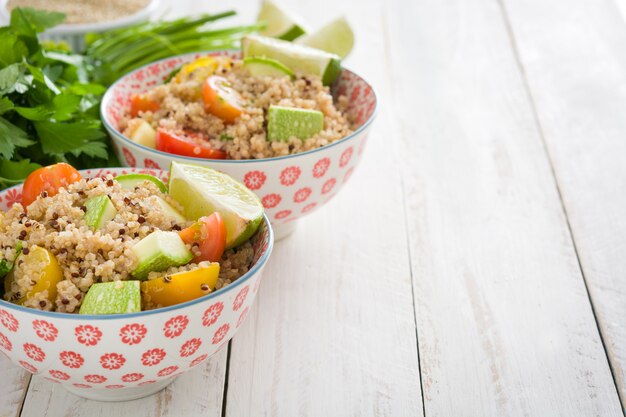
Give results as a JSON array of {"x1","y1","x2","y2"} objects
[{"x1": 3, "y1": 0, "x2": 626, "y2": 415}]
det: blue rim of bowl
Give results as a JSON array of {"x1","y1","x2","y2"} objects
[
  {"x1": 0, "y1": 169, "x2": 274, "y2": 320},
  {"x1": 100, "y1": 50, "x2": 378, "y2": 164}
]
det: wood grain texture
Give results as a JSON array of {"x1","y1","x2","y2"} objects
[
  {"x1": 0, "y1": 354, "x2": 30, "y2": 417},
  {"x1": 501, "y1": 0, "x2": 626, "y2": 408},
  {"x1": 224, "y1": 0, "x2": 424, "y2": 416},
  {"x1": 384, "y1": 0, "x2": 623, "y2": 415}
]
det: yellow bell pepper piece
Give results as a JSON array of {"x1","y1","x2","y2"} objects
[
  {"x1": 141, "y1": 261, "x2": 220, "y2": 308},
  {"x1": 6, "y1": 246, "x2": 63, "y2": 305},
  {"x1": 174, "y1": 56, "x2": 220, "y2": 83}
]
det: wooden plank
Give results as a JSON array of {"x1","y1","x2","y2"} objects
[
  {"x1": 225, "y1": 0, "x2": 424, "y2": 416},
  {"x1": 18, "y1": 349, "x2": 228, "y2": 417},
  {"x1": 501, "y1": 0, "x2": 626, "y2": 407},
  {"x1": 0, "y1": 354, "x2": 30, "y2": 417},
  {"x1": 384, "y1": 0, "x2": 623, "y2": 415}
]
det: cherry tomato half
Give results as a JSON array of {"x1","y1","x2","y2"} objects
[
  {"x1": 202, "y1": 75, "x2": 243, "y2": 124},
  {"x1": 179, "y1": 212, "x2": 227, "y2": 262},
  {"x1": 22, "y1": 163, "x2": 82, "y2": 207},
  {"x1": 155, "y1": 128, "x2": 227, "y2": 159},
  {"x1": 129, "y1": 94, "x2": 160, "y2": 117}
]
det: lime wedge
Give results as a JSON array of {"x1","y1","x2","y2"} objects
[
  {"x1": 267, "y1": 105, "x2": 324, "y2": 141},
  {"x1": 295, "y1": 17, "x2": 354, "y2": 58},
  {"x1": 168, "y1": 161, "x2": 264, "y2": 249},
  {"x1": 115, "y1": 173, "x2": 167, "y2": 193},
  {"x1": 257, "y1": 0, "x2": 306, "y2": 41},
  {"x1": 243, "y1": 57, "x2": 295, "y2": 79},
  {"x1": 242, "y1": 35, "x2": 341, "y2": 85}
]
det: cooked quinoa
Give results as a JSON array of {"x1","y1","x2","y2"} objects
[
  {"x1": 120, "y1": 58, "x2": 354, "y2": 159},
  {"x1": 1, "y1": 176, "x2": 254, "y2": 313}
]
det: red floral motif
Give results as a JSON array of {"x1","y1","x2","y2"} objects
[
  {"x1": 49, "y1": 370, "x2": 70, "y2": 380},
  {"x1": 4, "y1": 189, "x2": 21, "y2": 208},
  {"x1": 339, "y1": 147, "x2": 354, "y2": 167},
  {"x1": 122, "y1": 373, "x2": 144, "y2": 383},
  {"x1": 144, "y1": 158, "x2": 160, "y2": 169},
  {"x1": 163, "y1": 315, "x2": 189, "y2": 339},
  {"x1": 275, "y1": 210, "x2": 292, "y2": 220},
  {"x1": 350, "y1": 85, "x2": 362, "y2": 103},
  {"x1": 73, "y1": 383, "x2": 92, "y2": 389},
  {"x1": 180, "y1": 338, "x2": 202, "y2": 357},
  {"x1": 123, "y1": 148, "x2": 136, "y2": 167},
  {"x1": 233, "y1": 286, "x2": 249, "y2": 311},
  {"x1": 157, "y1": 366, "x2": 179, "y2": 377},
  {"x1": 212, "y1": 324, "x2": 230, "y2": 345},
  {"x1": 106, "y1": 385, "x2": 125, "y2": 389},
  {"x1": 0, "y1": 331, "x2": 12, "y2": 351},
  {"x1": 120, "y1": 323, "x2": 147, "y2": 346},
  {"x1": 138, "y1": 169, "x2": 157, "y2": 176},
  {"x1": 100, "y1": 353, "x2": 126, "y2": 370},
  {"x1": 0, "y1": 309, "x2": 18, "y2": 332},
  {"x1": 202, "y1": 302, "x2": 224, "y2": 327},
  {"x1": 302, "y1": 203, "x2": 317, "y2": 213},
  {"x1": 44, "y1": 377, "x2": 60, "y2": 383},
  {"x1": 139, "y1": 380, "x2": 156, "y2": 386},
  {"x1": 60, "y1": 351, "x2": 84, "y2": 369},
  {"x1": 19, "y1": 360, "x2": 37, "y2": 373},
  {"x1": 32, "y1": 320, "x2": 58, "y2": 342},
  {"x1": 344, "y1": 167, "x2": 355, "y2": 184},
  {"x1": 322, "y1": 178, "x2": 336, "y2": 194},
  {"x1": 280, "y1": 166, "x2": 301, "y2": 186},
  {"x1": 75, "y1": 325, "x2": 102, "y2": 346},
  {"x1": 293, "y1": 187, "x2": 312, "y2": 203},
  {"x1": 23, "y1": 343, "x2": 45, "y2": 362},
  {"x1": 84, "y1": 374, "x2": 107, "y2": 384},
  {"x1": 141, "y1": 348, "x2": 166, "y2": 366},
  {"x1": 237, "y1": 306, "x2": 250, "y2": 328},
  {"x1": 243, "y1": 171, "x2": 267, "y2": 190},
  {"x1": 313, "y1": 158, "x2": 331, "y2": 178},
  {"x1": 190, "y1": 354, "x2": 208, "y2": 367},
  {"x1": 261, "y1": 193, "x2": 282, "y2": 209}
]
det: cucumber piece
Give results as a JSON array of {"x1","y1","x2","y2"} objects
[
  {"x1": 131, "y1": 231, "x2": 193, "y2": 280},
  {"x1": 79, "y1": 281, "x2": 141, "y2": 315},
  {"x1": 84, "y1": 195, "x2": 117, "y2": 230},
  {"x1": 267, "y1": 105, "x2": 324, "y2": 141},
  {"x1": 155, "y1": 196, "x2": 186, "y2": 223},
  {"x1": 115, "y1": 173, "x2": 167, "y2": 193},
  {"x1": 241, "y1": 35, "x2": 341, "y2": 85},
  {"x1": 243, "y1": 57, "x2": 295, "y2": 79},
  {"x1": 127, "y1": 119, "x2": 157, "y2": 148}
]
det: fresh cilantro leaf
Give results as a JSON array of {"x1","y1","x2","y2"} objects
[
  {"x1": 0, "y1": 158, "x2": 41, "y2": 187},
  {"x1": 0, "y1": 117, "x2": 35, "y2": 159},
  {"x1": 67, "y1": 83, "x2": 106, "y2": 96},
  {"x1": 70, "y1": 140, "x2": 109, "y2": 159},
  {"x1": 26, "y1": 63, "x2": 60, "y2": 94},
  {"x1": 0, "y1": 97, "x2": 14, "y2": 114},
  {"x1": 11, "y1": 8, "x2": 65, "y2": 34},
  {"x1": 14, "y1": 106, "x2": 54, "y2": 120},
  {"x1": 34, "y1": 120, "x2": 105, "y2": 155},
  {"x1": 0, "y1": 63, "x2": 30, "y2": 94},
  {"x1": 0, "y1": 31, "x2": 28, "y2": 66},
  {"x1": 51, "y1": 92, "x2": 81, "y2": 121}
]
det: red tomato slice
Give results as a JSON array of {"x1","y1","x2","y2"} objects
[
  {"x1": 22, "y1": 163, "x2": 82, "y2": 207},
  {"x1": 155, "y1": 129, "x2": 227, "y2": 159},
  {"x1": 129, "y1": 94, "x2": 160, "y2": 117},
  {"x1": 179, "y1": 212, "x2": 227, "y2": 262},
  {"x1": 202, "y1": 75, "x2": 243, "y2": 124}
]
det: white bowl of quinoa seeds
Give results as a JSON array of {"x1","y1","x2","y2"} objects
[{"x1": 0, "y1": 0, "x2": 159, "y2": 51}]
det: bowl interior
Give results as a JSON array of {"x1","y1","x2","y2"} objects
[
  {"x1": 0, "y1": 167, "x2": 272, "y2": 319},
  {"x1": 102, "y1": 50, "x2": 376, "y2": 147}
]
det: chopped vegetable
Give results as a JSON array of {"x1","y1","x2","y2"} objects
[
  {"x1": 267, "y1": 105, "x2": 324, "y2": 141},
  {"x1": 131, "y1": 231, "x2": 193, "y2": 279},
  {"x1": 4, "y1": 246, "x2": 62, "y2": 306},
  {"x1": 156, "y1": 128, "x2": 227, "y2": 159},
  {"x1": 84, "y1": 195, "x2": 117, "y2": 229},
  {"x1": 129, "y1": 94, "x2": 160, "y2": 117},
  {"x1": 79, "y1": 281, "x2": 141, "y2": 315},
  {"x1": 202, "y1": 76, "x2": 244, "y2": 124},
  {"x1": 125, "y1": 119, "x2": 157, "y2": 148},
  {"x1": 114, "y1": 173, "x2": 167, "y2": 193},
  {"x1": 141, "y1": 261, "x2": 220, "y2": 307},
  {"x1": 243, "y1": 56, "x2": 295, "y2": 79},
  {"x1": 21, "y1": 163, "x2": 82, "y2": 207},
  {"x1": 179, "y1": 212, "x2": 227, "y2": 262},
  {"x1": 154, "y1": 196, "x2": 187, "y2": 224}
]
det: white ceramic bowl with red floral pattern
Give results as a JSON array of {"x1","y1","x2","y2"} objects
[
  {"x1": 101, "y1": 51, "x2": 377, "y2": 240},
  {"x1": 0, "y1": 168, "x2": 273, "y2": 401}
]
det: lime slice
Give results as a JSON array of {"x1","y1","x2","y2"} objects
[
  {"x1": 115, "y1": 173, "x2": 167, "y2": 193},
  {"x1": 267, "y1": 105, "x2": 324, "y2": 141},
  {"x1": 168, "y1": 161, "x2": 264, "y2": 249},
  {"x1": 257, "y1": 0, "x2": 306, "y2": 41},
  {"x1": 242, "y1": 35, "x2": 341, "y2": 85},
  {"x1": 243, "y1": 57, "x2": 295, "y2": 79},
  {"x1": 295, "y1": 17, "x2": 354, "y2": 59}
]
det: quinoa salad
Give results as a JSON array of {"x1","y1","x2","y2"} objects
[
  {"x1": 1, "y1": 162, "x2": 264, "y2": 314},
  {"x1": 120, "y1": 36, "x2": 355, "y2": 160}
]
